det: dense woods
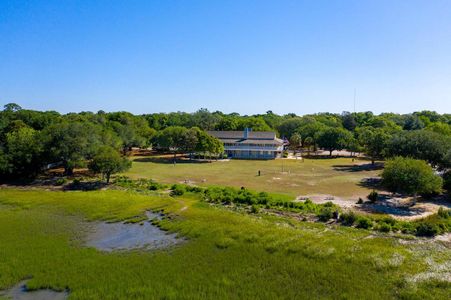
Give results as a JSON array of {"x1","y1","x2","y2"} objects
[{"x1": 0, "y1": 103, "x2": 450, "y2": 193}]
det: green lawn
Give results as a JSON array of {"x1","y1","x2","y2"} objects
[
  {"x1": 0, "y1": 189, "x2": 449, "y2": 299},
  {"x1": 124, "y1": 156, "x2": 380, "y2": 198}
]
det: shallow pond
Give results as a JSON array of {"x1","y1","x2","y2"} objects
[
  {"x1": 0, "y1": 280, "x2": 68, "y2": 300},
  {"x1": 85, "y1": 211, "x2": 182, "y2": 252}
]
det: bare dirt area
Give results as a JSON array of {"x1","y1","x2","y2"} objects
[
  {"x1": 435, "y1": 233, "x2": 451, "y2": 245},
  {"x1": 296, "y1": 193, "x2": 451, "y2": 221},
  {"x1": 360, "y1": 195, "x2": 451, "y2": 221},
  {"x1": 296, "y1": 194, "x2": 357, "y2": 209}
]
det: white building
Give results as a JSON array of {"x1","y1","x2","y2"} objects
[{"x1": 207, "y1": 128, "x2": 284, "y2": 159}]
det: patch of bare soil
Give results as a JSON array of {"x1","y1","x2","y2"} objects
[
  {"x1": 435, "y1": 233, "x2": 451, "y2": 243},
  {"x1": 360, "y1": 194, "x2": 450, "y2": 221},
  {"x1": 297, "y1": 193, "x2": 450, "y2": 220},
  {"x1": 296, "y1": 194, "x2": 357, "y2": 209}
]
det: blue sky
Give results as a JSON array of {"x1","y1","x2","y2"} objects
[{"x1": 1, "y1": 0, "x2": 451, "y2": 115}]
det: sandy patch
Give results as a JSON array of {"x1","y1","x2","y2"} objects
[
  {"x1": 297, "y1": 193, "x2": 450, "y2": 220},
  {"x1": 296, "y1": 194, "x2": 356, "y2": 209}
]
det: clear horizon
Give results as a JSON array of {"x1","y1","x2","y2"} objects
[{"x1": 1, "y1": 0, "x2": 451, "y2": 115}]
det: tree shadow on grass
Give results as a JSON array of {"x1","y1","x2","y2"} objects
[
  {"x1": 333, "y1": 162, "x2": 384, "y2": 172},
  {"x1": 416, "y1": 194, "x2": 451, "y2": 209},
  {"x1": 302, "y1": 155, "x2": 346, "y2": 160},
  {"x1": 359, "y1": 193, "x2": 451, "y2": 217},
  {"x1": 133, "y1": 157, "x2": 212, "y2": 164},
  {"x1": 359, "y1": 202, "x2": 428, "y2": 217},
  {"x1": 0, "y1": 178, "x2": 35, "y2": 186},
  {"x1": 357, "y1": 177, "x2": 384, "y2": 191},
  {"x1": 63, "y1": 181, "x2": 108, "y2": 191}
]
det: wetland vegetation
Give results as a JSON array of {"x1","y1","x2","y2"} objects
[{"x1": 0, "y1": 188, "x2": 450, "y2": 299}]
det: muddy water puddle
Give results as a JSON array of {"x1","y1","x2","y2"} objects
[
  {"x1": 86, "y1": 211, "x2": 182, "y2": 252},
  {"x1": 0, "y1": 280, "x2": 68, "y2": 300}
]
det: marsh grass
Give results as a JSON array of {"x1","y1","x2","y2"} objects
[{"x1": 0, "y1": 189, "x2": 449, "y2": 299}]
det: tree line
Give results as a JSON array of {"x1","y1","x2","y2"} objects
[
  {"x1": 148, "y1": 107, "x2": 450, "y2": 170},
  {"x1": 276, "y1": 111, "x2": 450, "y2": 195},
  {"x1": 0, "y1": 103, "x2": 450, "y2": 191},
  {"x1": 0, "y1": 103, "x2": 224, "y2": 181}
]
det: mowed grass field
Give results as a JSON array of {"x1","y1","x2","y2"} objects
[
  {"x1": 125, "y1": 156, "x2": 380, "y2": 198},
  {"x1": 0, "y1": 189, "x2": 450, "y2": 299}
]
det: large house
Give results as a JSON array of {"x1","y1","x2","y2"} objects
[{"x1": 207, "y1": 128, "x2": 285, "y2": 159}]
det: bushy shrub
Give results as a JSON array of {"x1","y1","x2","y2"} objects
[
  {"x1": 375, "y1": 216, "x2": 398, "y2": 233},
  {"x1": 377, "y1": 223, "x2": 391, "y2": 233},
  {"x1": 257, "y1": 192, "x2": 270, "y2": 205},
  {"x1": 148, "y1": 181, "x2": 164, "y2": 191},
  {"x1": 390, "y1": 222, "x2": 402, "y2": 232},
  {"x1": 437, "y1": 222, "x2": 448, "y2": 233},
  {"x1": 114, "y1": 176, "x2": 133, "y2": 187},
  {"x1": 382, "y1": 157, "x2": 443, "y2": 196},
  {"x1": 202, "y1": 186, "x2": 333, "y2": 215},
  {"x1": 437, "y1": 207, "x2": 450, "y2": 219},
  {"x1": 317, "y1": 207, "x2": 334, "y2": 222},
  {"x1": 357, "y1": 198, "x2": 363, "y2": 204},
  {"x1": 367, "y1": 190, "x2": 378, "y2": 203},
  {"x1": 380, "y1": 216, "x2": 397, "y2": 226},
  {"x1": 355, "y1": 217, "x2": 373, "y2": 229},
  {"x1": 186, "y1": 185, "x2": 205, "y2": 193},
  {"x1": 416, "y1": 222, "x2": 440, "y2": 237},
  {"x1": 443, "y1": 170, "x2": 451, "y2": 192},
  {"x1": 400, "y1": 222, "x2": 416, "y2": 234},
  {"x1": 115, "y1": 175, "x2": 132, "y2": 182},
  {"x1": 204, "y1": 187, "x2": 224, "y2": 203},
  {"x1": 55, "y1": 178, "x2": 67, "y2": 186},
  {"x1": 323, "y1": 201, "x2": 335, "y2": 207},
  {"x1": 72, "y1": 178, "x2": 80, "y2": 185},
  {"x1": 250, "y1": 205, "x2": 259, "y2": 214},
  {"x1": 237, "y1": 189, "x2": 256, "y2": 205},
  {"x1": 115, "y1": 177, "x2": 168, "y2": 192},
  {"x1": 170, "y1": 184, "x2": 186, "y2": 196},
  {"x1": 340, "y1": 211, "x2": 357, "y2": 226}
]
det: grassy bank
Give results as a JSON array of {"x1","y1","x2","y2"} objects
[
  {"x1": 115, "y1": 177, "x2": 451, "y2": 237},
  {"x1": 0, "y1": 189, "x2": 449, "y2": 299}
]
